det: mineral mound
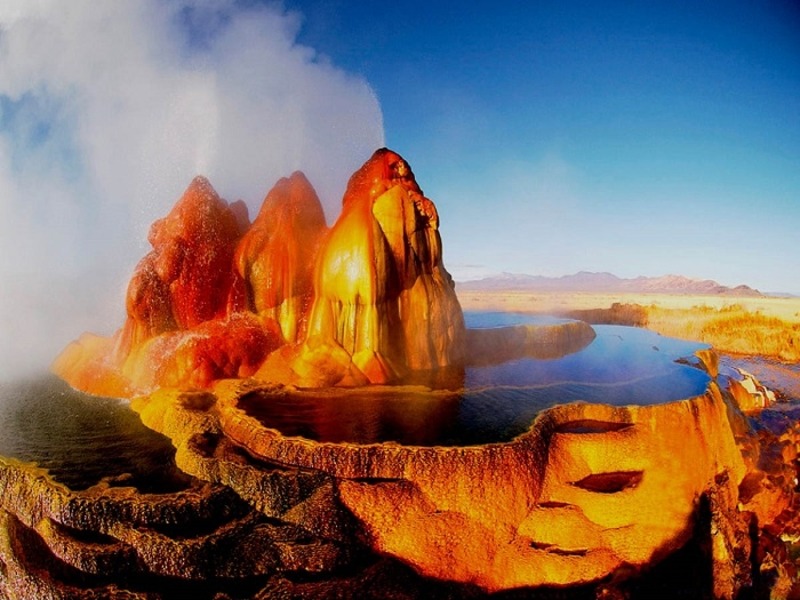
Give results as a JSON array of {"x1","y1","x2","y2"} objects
[{"x1": 54, "y1": 149, "x2": 468, "y2": 394}]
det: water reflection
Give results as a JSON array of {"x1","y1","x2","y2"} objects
[
  {"x1": 240, "y1": 388, "x2": 462, "y2": 446},
  {"x1": 462, "y1": 312, "x2": 571, "y2": 328},
  {"x1": 243, "y1": 319, "x2": 712, "y2": 446}
]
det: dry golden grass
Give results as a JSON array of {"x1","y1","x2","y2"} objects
[
  {"x1": 457, "y1": 291, "x2": 800, "y2": 362},
  {"x1": 645, "y1": 304, "x2": 800, "y2": 362}
]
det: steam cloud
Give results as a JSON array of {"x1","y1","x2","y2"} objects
[{"x1": 0, "y1": 0, "x2": 385, "y2": 380}]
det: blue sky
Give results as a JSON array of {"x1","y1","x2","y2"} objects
[
  {"x1": 0, "y1": 0, "x2": 798, "y2": 376},
  {"x1": 287, "y1": 0, "x2": 800, "y2": 292},
  {"x1": 0, "y1": 0, "x2": 386, "y2": 375}
]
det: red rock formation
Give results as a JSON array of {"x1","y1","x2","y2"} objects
[
  {"x1": 265, "y1": 149, "x2": 465, "y2": 386},
  {"x1": 122, "y1": 312, "x2": 283, "y2": 391},
  {"x1": 115, "y1": 176, "x2": 245, "y2": 358},
  {"x1": 55, "y1": 176, "x2": 271, "y2": 396},
  {"x1": 51, "y1": 333, "x2": 134, "y2": 399},
  {"x1": 55, "y1": 149, "x2": 467, "y2": 395},
  {"x1": 234, "y1": 172, "x2": 327, "y2": 343}
]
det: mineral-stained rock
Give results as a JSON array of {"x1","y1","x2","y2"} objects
[
  {"x1": 271, "y1": 148, "x2": 466, "y2": 386},
  {"x1": 117, "y1": 175, "x2": 245, "y2": 352},
  {"x1": 38, "y1": 148, "x2": 800, "y2": 596},
  {"x1": 727, "y1": 367, "x2": 778, "y2": 413},
  {"x1": 132, "y1": 379, "x2": 747, "y2": 594},
  {"x1": 12, "y1": 349, "x2": 800, "y2": 597},
  {"x1": 119, "y1": 357, "x2": 799, "y2": 596},
  {"x1": 0, "y1": 444, "x2": 358, "y2": 598},
  {"x1": 234, "y1": 172, "x2": 328, "y2": 343},
  {"x1": 123, "y1": 312, "x2": 283, "y2": 391},
  {"x1": 53, "y1": 176, "x2": 261, "y2": 397},
  {"x1": 51, "y1": 332, "x2": 134, "y2": 398},
  {"x1": 55, "y1": 149, "x2": 468, "y2": 394},
  {"x1": 214, "y1": 376, "x2": 750, "y2": 592}
]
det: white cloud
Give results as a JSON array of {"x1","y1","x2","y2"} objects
[{"x1": 0, "y1": 0, "x2": 384, "y2": 379}]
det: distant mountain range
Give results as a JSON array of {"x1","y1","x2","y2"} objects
[{"x1": 457, "y1": 271, "x2": 763, "y2": 297}]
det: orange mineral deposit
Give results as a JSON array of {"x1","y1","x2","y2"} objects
[{"x1": 54, "y1": 149, "x2": 465, "y2": 395}]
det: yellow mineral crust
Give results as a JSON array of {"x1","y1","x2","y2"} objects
[{"x1": 215, "y1": 379, "x2": 746, "y2": 591}]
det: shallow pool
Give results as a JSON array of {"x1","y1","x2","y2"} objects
[
  {"x1": 242, "y1": 316, "x2": 712, "y2": 446},
  {"x1": 0, "y1": 315, "x2": 715, "y2": 480}
]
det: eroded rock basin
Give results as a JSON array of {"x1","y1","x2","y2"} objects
[{"x1": 209, "y1": 320, "x2": 744, "y2": 591}]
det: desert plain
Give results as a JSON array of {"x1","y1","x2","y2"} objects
[{"x1": 458, "y1": 290, "x2": 800, "y2": 352}]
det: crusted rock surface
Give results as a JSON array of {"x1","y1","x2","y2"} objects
[
  {"x1": 54, "y1": 149, "x2": 467, "y2": 395},
  {"x1": 4, "y1": 351, "x2": 800, "y2": 597},
  {"x1": 36, "y1": 148, "x2": 800, "y2": 597}
]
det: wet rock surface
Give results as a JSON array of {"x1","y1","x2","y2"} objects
[
  {"x1": 234, "y1": 171, "x2": 328, "y2": 344},
  {"x1": 4, "y1": 355, "x2": 800, "y2": 598},
  {"x1": 32, "y1": 149, "x2": 800, "y2": 596},
  {"x1": 0, "y1": 444, "x2": 365, "y2": 598},
  {"x1": 296, "y1": 148, "x2": 466, "y2": 385},
  {"x1": 54, "y1": 148, "x2": 468, "y2": 395},
  {"x1": 215, "y1": 380, "x2": 750, "y2": 592}
]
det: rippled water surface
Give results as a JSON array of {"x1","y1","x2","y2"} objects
[
  {"x1": 243, "y1": 315, "x2": 713, "y2": 446},
  {"x1": 0, "y1": 376, "x2": 185, "y2": 491}
]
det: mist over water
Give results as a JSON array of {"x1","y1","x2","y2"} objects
[{"x1": 0, "y1": 1, "x2": 385, "y2": 380}]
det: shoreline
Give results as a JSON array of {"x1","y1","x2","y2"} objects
[{"x1": 457, "y1": 290, "x2": 800, "y2": 364}]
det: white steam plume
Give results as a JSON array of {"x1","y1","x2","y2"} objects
[{"x1": 0, "y1": 0, "x2": 385, "y2": 380}]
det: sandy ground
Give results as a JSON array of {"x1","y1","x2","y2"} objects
[{"x1": 457, "y1": 290, "x2": 800, "y2": 323}]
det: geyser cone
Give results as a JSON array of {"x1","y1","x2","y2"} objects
[
  {"x1": 117, "y1": 175, "x2": 245, "y2": 356},
  {"x1": 55, "y1": 148, "x2": 466, "y2": 395},
  {"x1": 294, "y1": 148, "x2": 466, "y2": 385},
  {"x1": 53, "y1": 175, "x2": 273, "y2": 396},
  {"x1": 234, "y1": 172, "x2": 327, "y2": 343}
]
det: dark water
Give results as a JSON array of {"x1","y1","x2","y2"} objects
[
  {"x1": 242, "y1": 316, "x2": 713, "y2": 446},
  {"x1": 0, "y1": 375, "x2": 187, "y2": 492}
]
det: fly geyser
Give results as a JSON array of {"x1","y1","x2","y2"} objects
[
  {"x1": 12, "y1": 148, "x2": 793, "y2": 598},
  {"x1": 54, "y1": 149, "x2": 467, "y2": 395}
]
